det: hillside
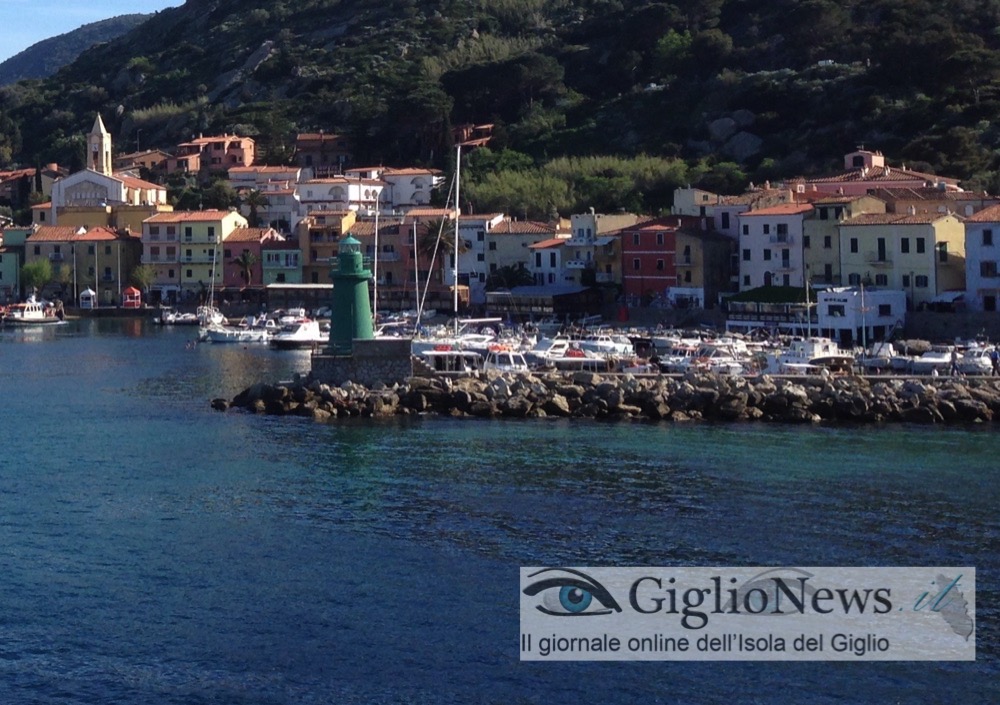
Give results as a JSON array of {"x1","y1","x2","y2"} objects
[
  {"x1": 0, "y1": 14, "x2": 153, "y2": 86},
  {"x1": 2, "y1": 0, "x2": 1000, "y2": 216}
]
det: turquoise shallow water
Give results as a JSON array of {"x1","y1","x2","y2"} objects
[{"x1": 0, "y1": 318, "x2": 997, "y2": 703}]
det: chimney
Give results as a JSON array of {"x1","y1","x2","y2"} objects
[{"x1": 908, "y1": 205, "x2": 916, "y2": 215}]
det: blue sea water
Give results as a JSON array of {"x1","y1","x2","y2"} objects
[{"x1": 0, "y1": 318, "x2": 997, "y2": 703}]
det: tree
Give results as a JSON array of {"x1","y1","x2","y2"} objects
[
  {"x1": 486, "y1": 263, "x2": 534, "y2": 290},
  {"x1": 242, "y1": 189, "x2": 267, "y2": 228},
  {"x1": 417, "y1": 219, "x2": 468, "y2": 262},
  {"x1": 55, "y1": 263, "x2": 73, "y2": 299},
  {"x1": 131, "y1": 263, "x2": 156, "y2": 294},
  {"x1": 21, "y1": 259, "x2": 52, "y2": 298},
  {"x1": 232, "y1": 250, "x2": 260, "y2": 286}
]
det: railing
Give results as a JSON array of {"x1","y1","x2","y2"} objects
[
  {"x1": 867, "y1": 251, "x2": 892, "y2": 266},
  {"x1": 774, "y1": 260, "x2": 795, "y2": 271},
  {"x1": 677, "y1": 255, "x2": 693, "y2": 266},
  {"x1": 595, "y1": 272, "x2": 614, "y2": 283},
  {"x1": 564, "y1": 259, "x2": 591, "y2": 269},
  {"x1": 49, "y1": 253, "x2": 63, "y2": 262},
  {"x1": 376, "y1": 252, "x2": 401, "y2": 262},
  {"x1": 768, "y1": 234, "x2": 794, "y2": 244}
]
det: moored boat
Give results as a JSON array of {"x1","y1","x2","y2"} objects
[
  {"x1": 1, "y1": 298, "x2": 65, "y2": 326},
  {"x1": 269, "y1": 318, "x2": 326, "y2": 350}
]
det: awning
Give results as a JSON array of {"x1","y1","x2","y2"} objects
[
  {"x1": 593, "y1": 237, "x2": 615, "y2": 245},
  {"x1": 929, "y1": 290, "x2": 965, "y2": 304}
]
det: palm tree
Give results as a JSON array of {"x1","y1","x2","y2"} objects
[
  {"x1": 486, "y1": 263, "x2": 534, "y2": 290},
  {"x1": 416, "y1": 218, "x2": 468, "y2": 262},
  {"x1": 232, "y1": 250, "x2": 260, "y2": 286},
  {"x1": 242, "y1": 189, "x2": 267, "y2": 228}
]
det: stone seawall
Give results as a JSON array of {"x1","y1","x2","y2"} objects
[{"x1": 212, "y1": 371, "x2": 1000, "y2": 424}]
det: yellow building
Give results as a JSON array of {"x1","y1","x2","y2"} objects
[
  {"x1": 803, "y1": 195, "x2": 885, "y2": 285},
  {"x1": 839, "y1": 213, "x2": 965, "y2": 309},
  {"x1": 142, "y1": 210, "x2": 249, "y2": 303},
  {"x1": 296, "y1": 210, "x2": 358, "y2": 284}
]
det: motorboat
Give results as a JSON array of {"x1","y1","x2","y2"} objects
[
  {"x1": 269, "y1": 318, "x2": 326, "y2": 350},
  {"x1": 155, "y1": 307, "x2": 199, "y2": 325},
  {"x1": 958, "y1": 346, "x2": 994, "y2": 375},
  {"x1": 483, "y1": 346, "x2": 530, "y2": 373},
  {"x1": 765, "y1": 337, "x2": 855, "y2": 375},
  {"x1": 2, "y1": 297, "x2": 64, "y2": 326},
  {"x1": 418, "y1": 347, "x2": 483, "y2": 374},
  {"x1": 908, "y1": 346, "x2": 955, "y2": 375},
  {"x1": 200, "y1": 315, "x2": 276, "y2": 344},
  {"x1": 576, "y1": 332, "x2": 634, "y2": 357}
]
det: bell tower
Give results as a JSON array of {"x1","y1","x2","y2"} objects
[{"x1": 88, "y1": 114, "x2": 112, "y2": 176}]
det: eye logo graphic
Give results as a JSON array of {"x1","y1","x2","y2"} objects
[{"x1": 522, "y1": 567, "x2": 622, "y2": 616}]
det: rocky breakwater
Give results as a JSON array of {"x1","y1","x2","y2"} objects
[{"x1": 213, "y1": 372, "x2": 1000, "y2": 424}]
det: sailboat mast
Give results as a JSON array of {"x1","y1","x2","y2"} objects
[
  {"x1": 373, "y1": 192, "x2": 379, "y2": 323},
  {"x1": 413, "y1": 221, "x2": 421, "y2": 322},
  {"x1": 453, "y1": 143, "x2": 461, "y2": 334}
]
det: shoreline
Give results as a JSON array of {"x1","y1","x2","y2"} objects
[{"x1": 213, "y1": 370, "x2": 1000, "y2": 425}]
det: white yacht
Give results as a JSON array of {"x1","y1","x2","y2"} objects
[{"x1": 269, "y1": 318, "x2": 326, "y2": 350}]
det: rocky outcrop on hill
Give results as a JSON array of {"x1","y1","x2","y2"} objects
[{"x1": 212, "y1": 372, "x2": 1000, "y2": 424}]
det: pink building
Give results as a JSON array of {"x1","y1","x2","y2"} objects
[{"x1": 221, "y1": 227, "x2": 284, "y2": 291}]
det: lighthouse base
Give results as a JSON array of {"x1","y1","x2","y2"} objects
[{"x1": 311, "y1": 338, "x2": 413, "y2": 387}]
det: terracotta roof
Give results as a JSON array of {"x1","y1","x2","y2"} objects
[
  {"x1": 716, "y1": 189, "x2": 792, "y2": 205},
  {"x1": 144, "y1": 210, "x2": 240, "y2": 223},
  {"x1": 27, "y1": 226, "x2": 82, "y2": 242},
  {"x1": 74, "y1": 226, "x2": 120, "y2": 241},
  {"x1": 382, "y1": 167, "x2": 442, "y2": 176},
  {"x1": 739, "y1": 204, "x2": 814, "y2": 216},
  {"x1": 802, "y1": 165, "x2": 959, "y2": 186},
  {"x1": 867, "y1": 187, "x2": 983, "y2": 201},
  {"x1": 225, "y1": 227, "x2": 282, "y2": 243},
  {"x1": 493, "y1": 220, "x2": 556, "y2": 235},
  {"x1": 458, "y1": 213, "x2": 504, "y2": 221},
  {"x1": 229, "y1": 166, "x2": 297, "y2": 175},
  {"x1": 303, "y1": 177, "x2": 383, "y2": 186},
  {"x1": 118, "y1": 174, "x2": 164, "y2": 191},
  {"x1": 529, "y1": 238, "x2": 566, "y2": 249},
  {"x1": 963, "y1": 204, "x2": 1000, "y2": 222},
  {"x1": 840, "y1": 213, "x2": 959, "y2": 226},
  {"x1": 405, "y1": 208, "x2": 457, "y2": 219},
  {"x1": 809, "y1": 195, "x2": 877, "y2": 205},
  {"x1": 178, "y1": 135, "x2": 253, "y2": 147}
]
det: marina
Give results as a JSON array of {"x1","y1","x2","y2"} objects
[{"x1": 0, "y1": 318, "x2": 995, "y2": 703}]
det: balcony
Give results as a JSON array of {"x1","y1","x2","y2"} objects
[
  {"x1": 564, "y1": 259, "x2": 592, "y2": 269},
  {"x1": 595, "y1": 272, "x2": 614, "y2": 284},
  {"x1": 768, "y1": 234, "x2": 794, "y2": 244},
  {"x1": 867, "y1": 252, "x2": 893, "y2": 267},
  {"x1": 773, "y1": 260, "x2": 795, "y2": 271},
  {"x1": 49, "y1": 253, "x2": 64, "y2": 262},
  {"x1": 677, "y1": 255, "x2": 693, "y2": 266},
  {"x1": 375, "y1": 252, "x2": 401, "y2": 262}
]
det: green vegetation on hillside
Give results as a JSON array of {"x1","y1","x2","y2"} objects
[{"x1": 2, "y1": 0, "x2": 1000, "y2": 215}]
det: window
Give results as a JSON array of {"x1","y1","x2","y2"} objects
[
  {"x1": 166, "y1": 226, "x2": 176, "y2": 236},
  {"x1": 54, "y1": 245, "x2": 61, "y2": 254},
  {"x1": 168, "y1": 269, "x2": 174, "y2": 279},
  {"x1": 632, "y1": 258, "x2": 641, "y2": 271},
  {"x1": 875, "y1": 274, "x2": 888, "y2": 286},
  {"x1": 684, "y1": 270, "x2": 692, "y2": 283},
  {"x1": 276, "y1": 273, "x2": 286, "y2": 283},
  {"x1": 915, "y1": 275, "x2": 929, "y2": 287},
  {"x1": 823, "y1": 235, "x2": 832, "y2": 249},
  {"x1": 477, "y1": 230, "x2": 485, "y2": 241},
  {"x1": 88, "y1": 267, "x2": 95, "y2": 276},
  {"x1": 633, "y1": 233, "x2": 640, "y2": 246},
  {"x1": 548, "y1": 273, "x2": 555, "y2": 284},
  {"x1": 782, "y1": 274, "x2": 790, "y2": 286},
  {"x1": 186, "y1": 269, "x2": 193, "y2": 278},
  {"x1": 742, "y1": 224, "x2": 749, "y2": 235},
  {"x1": 721, "y1": 212, "x2": 730, "y2": 229},
  {"x1": 763, "y1": 250, "x2": 772, "y2": 261},
  {"x1": 828, "y1": 304, "x2": 845, "y2": 316},
  {"x1": 184, "y1": 227, "x2": 193, "y2": 240},
  {"x1": 776, "y1": 223, "x2": 788, "y2": 235},
  {"x1": 534, "y1": 253, "x2": 541, "y2": 267},
  {"x1": 149, "y1": 226, "x2": 160, "y2": 235},
  {"x1": 656, "y1": 232, "x2": 664, "y2": 245},
  {"x1": 549, "y1": 252, "x2": 556, "y2": 267},
  {"x1": 819, "y1": 208, "x2": 829, "y2": 221},
  {"x1": 981, "y1": 261, "x2": 998, "y2": 277},
  {"x1": 742, "y1": 275, "x2": 750, "y2": 286},
  {"x1": 878, "y1": 304, "x2": 892, "y2": 316},
  {"x1": 87, "y1": 245, "x2": 95, "y2": 255},
  {"x1": 901, "y1": 237, "x2": 910, "y2": 253},
  {"x1": 850, "y1": 238, "x2": 858, "y2": 253},
  {"x1": 763, "y1": 224, "x2": 771, "y2": 234},
  {"x1": 224, "y1": 249, "x2": 232, "y2": 259},
  {"x1": 742, "y1": 248, "x2": 750, "y2": 261},
  {"x1": 848, "y1": 273, "x2": 861, "y2": 285},
  {"x1": 150, "y1": 246, "x2": 160, "y2": 257},
  {"x1": 824, "y1": 264, "x2": 833, "y2": 281},
  {"x1": 834, "y1": 207, "x2": 844, "y2": 218},
  {"x1": 478, "y1": 273, "x2": 486, "y2": 282},
  {"x1": 916, "y1": 238, "x2": 925, "y2": 254},
  {"x1": 488, "y1": 242, "x2": 497, "y2": 251},
  {"x1": 803, "y1": 235, "x2": 810, "y2": 249},
  {"x1": 476, "y1": 253, "x2": 484, "y2": 262},
  {"x1": 938, "y1": 243, "x2": 948, "y2": 262},
  {"x1": 984, "y1": 229, "x2": 994, "y2": 246},
  {"x1": 489, "y1": 263, "x2": 497, "y2": 273},
  {"x1": 656, "y1": 259, "x2": 664, "y2": 271}
]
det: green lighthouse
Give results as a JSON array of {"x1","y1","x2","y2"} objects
[{"x1": 326, "y1": 234, "x2": 374, "y2": 355}]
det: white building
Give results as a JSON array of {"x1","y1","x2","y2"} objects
[
  {"x1": 963, "y1": 204, "x2": 1000, "y2": 312},
  {"x1": 816, "y1": 287, "x2": 907, "y2": 346},
  {"x1": 528, "y1": 238, "x2": 568, "y2": 286},
  {"x1": 737, "y1": 204, "x2": 813, "y2": 289},
  {"x1": 292, "y1": 177, "x2": 384, "y2": 230},
  {"x1": 442, "y1": 213, "x2": 505, "y2": 305}
]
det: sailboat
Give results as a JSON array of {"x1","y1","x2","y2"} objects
[{"x1": 196, "y1": 235, "x2": 226, "y2": 328}]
